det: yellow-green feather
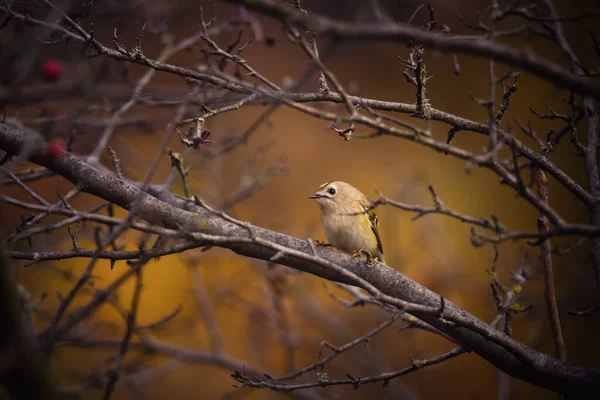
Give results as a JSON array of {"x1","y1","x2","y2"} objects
[{"x1": 360, "y1": 200, "x2": 384, "y2": 258}]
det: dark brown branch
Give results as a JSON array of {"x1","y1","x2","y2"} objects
[
  {"x1": 584, "y1": 99, "x2": 600, "y2": 300},
  {"x1": 272, "y1": 314, "x2": 399, "y2": 382},
  {"x1": 534, "y1": 167, "x2": 566, "y2": 362},
  {"x1": 232, "y1": 347, "x2": 466, "y2": 391},
  {"x1": 373, "y1": 188, "x2": 505, "y2": 233},
  {"x1": 537, "y1": 0, "x2": 600, "y2": 302},
  {"x1": 8, "y1": 241, "x2": 200, "y2": 264},
  {"x1": 0, "y1": 226, "x2": 59, "y2": 399},
  {"x1": 102, "y1": 264, "x2": 143, "y2": 399},
  {"x1": 188, "y1": 262, "x2": 225, "y2": 355},
  {"x1": 2, "y1": 122, "x2": 600, "y2": 396},
  {"x1": 219, "y1": 0, "x2": 600, "y2": 99},
  {"x1": 59, "y1": 335, "x2": 265, "y2": 377},
  {"x1": 2, "y1": 3, "x2": 593, "y2": 207},
  {"x1": 367, "y1": 188, "x2": 600, "y2": 244}
]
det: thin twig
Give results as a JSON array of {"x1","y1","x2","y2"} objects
[{"x1": 534, "y1": 166, "x2": 566, "y2": 361}]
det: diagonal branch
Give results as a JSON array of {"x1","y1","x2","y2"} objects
[
  {"x1": 232, "y1": 347, "x2": 466, "y2": 391},
  {"x1": 1, "y1": 123, "x2": 600, "y2": 396},
  {"x1": 218, "y1": 0, "x2": 600, "y2": 99},
  {"x1": 2, "y1": 3, "x2": 593, "y2": 207}
]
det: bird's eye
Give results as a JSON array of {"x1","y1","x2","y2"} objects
[{"x1": 328, "y1": 188, "x2": 336, "y2": 195}]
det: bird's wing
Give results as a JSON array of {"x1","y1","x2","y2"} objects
[{"x1": 361, "y1": 201, "x2": 384, "y2": 256}]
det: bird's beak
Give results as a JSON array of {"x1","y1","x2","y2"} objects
[{"x1": 308, "y1": 194, "x2": 323, "y2": 199}]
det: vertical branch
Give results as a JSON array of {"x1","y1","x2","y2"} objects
[
  {"x1": 189, "y1": 264, "x2": 225, "y2": 356},
  {"x1": 414, "y1": 46, "x2": 429, "y2": 119},
  {"x1": 102, "y1": 266, "x2": 144, "y2": 400},
  {"x1": 168, "y1": 150, "x2": 193, "y2": 199},
  {"x1": 0, "y1": 224, "x2": 59, "y2": 399},
  {"x1": 497, "y1": 315, "x2": 512, "y2": 400},
  {"x1": 541, "y1": 0, "x2": 600, "y2": 301},
  {"x1": 487, "y1": 60, "x2": 498, "y2": 150},
  {"x1": 534, "y1": 167, "x2": 567, "y2": 361},
  {"x1": 262, "y1": 265, "x2": 295, "y2": 373},
  {"x1": 307, "y1": 31, "x2": 329, "y2": 95},
  {"x1": 271, "y1": 284, "x2": 295, "y2": 373},
  {"x1": 584, "y1": 99, "x2": 600, "y2": 298}
]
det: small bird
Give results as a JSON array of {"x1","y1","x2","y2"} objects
[{"x1": 309, "y1": 181, "x2": 384, "y2": 264}]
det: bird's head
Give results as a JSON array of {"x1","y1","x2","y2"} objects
[{"x1": 309, "y1": 181, "x2": 364, "y2": 213}]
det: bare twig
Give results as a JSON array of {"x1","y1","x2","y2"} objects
[
  {"x1": 102, "y1": 265, "x2": 143, "y2": 399},
  {"x1": 534, "y1": 166, "x2": 566, "y2": 361}
]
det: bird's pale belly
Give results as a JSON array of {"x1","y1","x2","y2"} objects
[{"x1": 321, "y1": 214, "x2": 378, "y2": 255}]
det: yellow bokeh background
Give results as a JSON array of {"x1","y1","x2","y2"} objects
[{"x1": 3, "y1": 0, "x2": 600, "y2": 399}]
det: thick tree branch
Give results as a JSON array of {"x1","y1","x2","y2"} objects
[
  {"x1": 2, "y1": 123, "x2": 600, "y2": 396},
  {"x1": 219, "y1": 0, "x2": 600, "y2": 99},
  {"x1": 0, "y1": 224, "x2": 59, "y2": 399},
  {"x1": 2, "y1": 3, "x2": 593, "y2": 207}
]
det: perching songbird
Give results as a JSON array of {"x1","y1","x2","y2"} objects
[{"x1": 309, "y1": 181, "x2": 384, "y2": 264}]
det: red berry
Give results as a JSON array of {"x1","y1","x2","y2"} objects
[
  {"x1": 46, "y1": 138, "x2": 66, "y2": 161},
  {"x1": 43, "y1": 59, "x2": 63, "y2": 81}
]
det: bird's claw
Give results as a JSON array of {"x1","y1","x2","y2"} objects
[
  {"x1": 353, "y1": 249, "x2": 374, "y2": 266},
  {"x1": 314, "y1": 240, "x2": 332, "y2": 248}
]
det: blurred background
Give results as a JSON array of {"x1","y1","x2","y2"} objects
[{"x1": 2, "y1": 0, "x2": 600, "y2": 398}]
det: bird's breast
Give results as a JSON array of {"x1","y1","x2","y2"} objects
[{"x1": 321, "y1": 213, "x2": 377, "y2": 254}]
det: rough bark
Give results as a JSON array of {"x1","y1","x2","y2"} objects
[{"x1": 2, "y1": 122, "x2": 600, "y2": 396}]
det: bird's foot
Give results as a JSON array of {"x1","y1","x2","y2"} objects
[
  {"x1": 353, "y1": 249, "x2": 374, "y2": 266},
  {"x1": 314, "y1": 240, "x2": 332, "y2": 248}
]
